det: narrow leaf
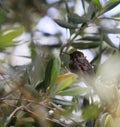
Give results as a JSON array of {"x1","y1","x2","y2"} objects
[
  {"x1": 78, "y1": 36, "x2": 100, "y2": 41},
  {"x1": 35, "y1": 57, "x2": 53, "y2": 91},
  {"x1": 60, "y1": 53, "x2": 70, "y2": 69},
  {"x1": 72, "y1": 42, "x2": 101, "y2": 49},
  {"x1": 101, "y1": 27, "x2": 120, "y2": 34},
  {"x1": 52, "y1": 98, "x2": 73, "y2": 106},
  {"x1": 87, "y1": 2, "x2": 96, "y2": 20},
  {"x1": 92, "y1": 0, "x2": 102, "y2": 10},
  {"x1": 104, "y1": 114, "x2": 113, "y2": 127},
  {"x1": 56, "y1": 73, "x2": 77, "y2": 92},
  {"x1": 65, "y1": 0, "x2": 70, "y2": 13},
  {"x1": 49, "y1": 57, "x2": 61, "y2": 88},
  {"x1": 0, "y1": 10, "x2": 7, "y2": 25},
  {"x1": 81, "y1": 0, "x2": 86, "y2": 14},
  {"x1": 0, "y1": 26, "x2": 24, "y2": 47},
  {"x1": 68, "y1": 12, "x2": 88, "y2": 24},
  {"x1": 116, "y1": 103, "x2": 120, "y2": 117},
  {"x1": 101, "y1": 1, "x2": 120, "y2": 15},
  {"x1": 57, "y1": 73, "x2": 75, "y2": 83},
  {"x1": 54, "y1": 19, "x2": 77, "y2": 29},
  {"x1": 57, "y1": 86, "x2": 89, "y2": 96}
]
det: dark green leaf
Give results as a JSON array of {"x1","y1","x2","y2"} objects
[
  {"x1": 101, "y1": 1, "x2": 120, "y2": 15},
  {"x1": 29, "y1": 42, "x2": 36, "y2": 59},
  {"x1": 101, "y1": 27, "x2": 120, "y2": 33},
  {"x1": 0, "y1": 10, "x2": 7, "y2": 25},
  {"x1": 99, "y1": 16, "x2": 120, "y2": 21},
  {"x1": 81, "y1": 0, "x2": 86, "y2": 14},
  {"x1": 68, "y1": 12, "x2": 88, "y2": 24},
  {"x1": 0, "y1": 114, "x2": 7, "y2": 127},
  {"x1": 87, "y1": 2, "x2": 96, "y2": 20},
  {"x1": 56, "y1": 86, "x2": 89, "y2": 96},
  {"x1": 68, "y1": 48, "x2": 77, "y2": 54},
  {"x1": 36, "y1": 57, "x2": 54, "y2": 91},
  {"x1": 49, "y1": 57, "x2": 61, "y2": 89},
  {"x1": 5, "y1": 116, "x2": 17, "y2": 127},
  {"x1": 72, "y1": 42, "x2": 101, "y2": 49},
  {"x1": 60, "y1": 53, "x2": 70, "y2": 69},
  {"x1": 35, "y1": 56, "x2": 61, "y2": 92},
  {"x1": 65, "y1": 0, "x2": 70, "y2": 14},
  {"x1": 78, "y1": 36, "x2": 100, "y2": 41},
  {"x1": 54, "y1": 19, "x2": 77, "y2": 29}
]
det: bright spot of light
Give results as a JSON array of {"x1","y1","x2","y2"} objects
[
  {"x1": 108, "y1": 34, "x2": 120, "y2": 48},
  {"x1": 37, "y1": 16, "x2": 59, "y2": 35},
  {"x1": 46, "y1": 0, "x2": 59, "y2": 4},
  {"x1": 10, "y1": 42, "x2": 31, "y2": 66}
]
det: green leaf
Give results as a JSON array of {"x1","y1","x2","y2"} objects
[
  {"x1": 65, "y1": 0, "x2": 70, "y2": 14},
  {"x1": 101, "y1": 28, "x2": 120, "y2": 34},
  {"x1": 72, "y1": 42, "x2": 101, "y2": 49},
  {"x1": 0, "y1": 26, "x2": 24, "y2": 48},
  {"x1": 35, "y1": 56, "x2": 60, "y2": 92},
  {"x1": 92, "y1": 0, "x2": 102, "y2": 10},
  {"x1": 87, "y1": 2, "x2": 96, "y2": 20},
  {"x1": 0, "y1": 116, "x2": 7, "y2": 127},
  {"x1": 101, "y1": 1, "x2": 120, "y2": 15},
  {"x1": 56, "y1": 73, "x2": 77, "y2": 92},
  {"x1": 54, "y1": 19, "x2": 77, "y2": 29},
  {"x1": 68, "y1": 12, "x2": 88, "y2": 24},
  {"x1": 104, "y1": 0, "x2": 118, "y2": 8},
  {"x1": 104, "y1": 114, "x2": 113, "y2": 127},
  {"x1": 5, "y1": 116, "x2": 17, "y2": 127},
  {"x1": 116, "y1": 103, "x2": 120, "y2": 117},
  {"x1": 0, "y1": 10, "x2": 7, "y2": 25},
  {"x1": 68, "y1": 48, "x2": 77, "y2": 54},
  {"x1": 36, "y1": 57, "x2": 53, "y2": 91},
  {"x1": 82, "y1": 104, "x2": 100, "y2": 120},
  {"x1": 49, "y1": 57, "x2": 61, "y2": 89},
  {"x1": 56, "y1": 86, "x2": 89, "y2": 96},
  {"x1": 60, "y1": 53, "x2": 70, "y2": 69},
  {"x1": 52, "y1": 98, "x2": 73, "y2": 106},
  {"x1": 78, "y1": 36, "x2": 100, "y2": 41},
  {"x1": 100, "y1": 17, "x2": 120, "y2": 21}
]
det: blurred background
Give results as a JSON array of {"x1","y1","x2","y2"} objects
[{"x1": 0, "y1": 1, "x2": 120, "y2": 127}]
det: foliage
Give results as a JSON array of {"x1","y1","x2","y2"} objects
[{"x1": 0, "y1": 0, "x2": 120, "y2": 127}]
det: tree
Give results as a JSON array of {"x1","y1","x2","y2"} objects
[{"x1": 0, "y1": 0, "x2": 120, "y2": 127}]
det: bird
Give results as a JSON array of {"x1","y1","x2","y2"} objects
[
  {"x1": 69, "y1": 50, "x2": 93, "y2": 74},
  {"x1": 69, "y1": 51, "x2": 95, "y2": 127}
]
